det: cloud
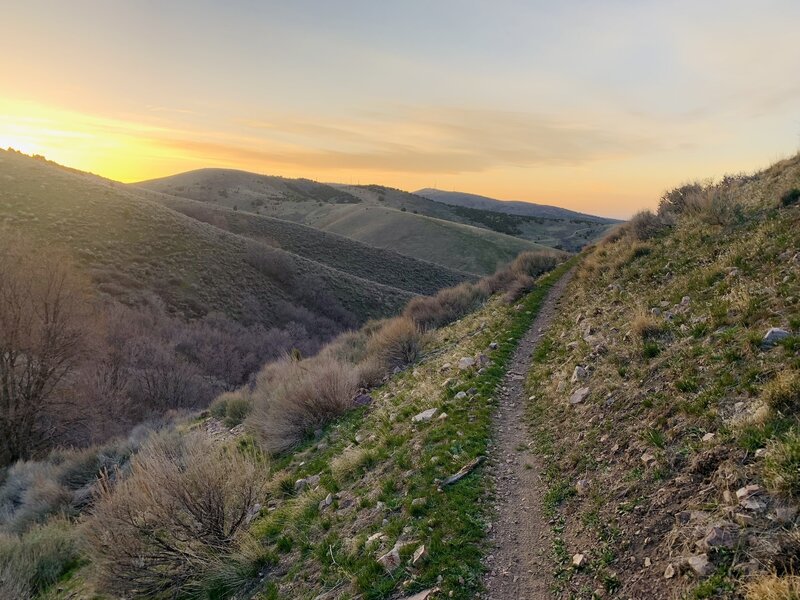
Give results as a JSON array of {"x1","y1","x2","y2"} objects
[{"x1": 153, "y1": 106, "x2": 659, "y2": 175}]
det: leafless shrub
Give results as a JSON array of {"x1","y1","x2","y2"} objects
[
  {"x1": 626, "y1": 210, "x2": 668, "y2": 240},
  {"x1": 0, "y1": 232, "x2": 100, "y2": 466},
  {"x1": 404, "y1": 283, "x2": 485, "y2": 329},
  {"x1": 248, "y1": 356, "x2": 358, "y2": 453},
  {"x1": 84, "y1": 432, "x2": 267, "y2": 598}
]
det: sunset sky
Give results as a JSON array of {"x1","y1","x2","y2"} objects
[{"x1": 2, "y1": 1, "x2": 799, "y2": 218}]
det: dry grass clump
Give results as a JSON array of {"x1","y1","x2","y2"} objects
[
  {"x1": 248, "y1": 356, "x2": 359, "y2": 454},
  {"x1": 366, "y1": 316, "x2": 426, "y2": 370},
  {"x1": 85, "y1": 431, "x2": 266, "y2": 598},
  {"x1": 745, "y1": 574, "x2": 800, "y2": 599},
  {"x1": 658, "y1": 180, "x2": 743, "y2": 226},
  {"x1": 764, "y1": 429, "x2": 800, "y2": 498},
  {"x1": 631, "y1": 310, "x2": 665, "y2": 340},
  {"x1": 762, "y1": 371, "x2": 800, "y2": 416},
  {"x1": 0, "y1": 517, "x2": 79, "y2": 599}
]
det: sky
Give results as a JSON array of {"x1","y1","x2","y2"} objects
[{"x1": 1, "y1": 1, "x2": 799, "y2": 218}]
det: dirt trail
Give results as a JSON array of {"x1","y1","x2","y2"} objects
[{"x1": 483, "y1": 269, "x2": 574, "y2": 599}]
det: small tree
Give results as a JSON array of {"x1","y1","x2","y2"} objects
[{"x1": 0, "y1": 234, "x2": 96, "y2": 465}]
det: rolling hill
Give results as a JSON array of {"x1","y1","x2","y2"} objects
[
  {"x1": 135, "y1": 169, "x2": 571, "y2": 273},
  {"x1": 0, "y1": 150, "x2": 469, "y2": 331}
]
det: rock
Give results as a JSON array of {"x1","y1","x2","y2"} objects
[
  {"x1": 762, "y1": 327, "x2": 791, "y2": 347},
  {"x1": 458, "y1": 357, "x2": 475, "y2": 370},
  {"x1": 455, "y1": 391, "x2": 467, "y2": 400},
  {"x1": 489, "y1": 341, "x2": 499, "y2": 350},
  {"x1": 437, "y1": 412, "x2": 448, "y2": 420},
  {"x1": 319, "y1": 493, "x2": 333, "y2": 511},
  {"x1": 754, "y1": 448, "x2": 768, "y2": 458},
  {"x1": 651, "y1": 307, "x2": 662, "y2": 316},
  {"x1": 575, "y1": 479, "x2": 590, "y2": 496},
  {"x1": 576, "y1": 313, "x2": 585, "y2": 324},
  {"x1": 644, "y1": 557, "x2": 652, "y2": 567},
  {"x1": 440, "y1": 363, "x2": 452, "y2": 372},
  {"x1": 641, "y1": 452, "x2": 657, "y2": 466},
  {"x1": 772, "y1": 505, "x2": 798, "y2": 525},
  {"x1": 734, "y1": 513, "x2": 754, "y2": 527},
  {"x1": 475, "y1": 353, "x2": 490, "y2": 367},
  {"x1": 688, "y1": 553, "x2": 713, "y2": 577},
  {"x1": 664, "y1": 564, "x2": 675, "y2": 579},
  {"x1": 295, "y1": 473, "x2": 321, "y2": 492},
  {"x1": 736, "y1": 484, "x2": 762, "y2": 501},
  {"x1": 697, "y1": 523, "x2": 739, "y2": 550},
  {"x1": 571, "y1": 366, "x2": 588, "y2": 383},
  {"x1": 701, "y1": 432, "x2": 715, "y2": 442},
  {"x1": 412, "y1": 408, "x2": 438, "y2": 423},
  {"x1": 366, "y1": 532, "x2": 385, "y2": 545},
  {"x1": 400, "y1": 588, "x2": 439, "y2": 600},
  {"x1": 411, "y1": 497, "x2": 427, "y2": 508},
  {"x1": 377, "y1": 547, "x2": 401, "y2": 572},
  {"x1": 572, "y1": 553, "x2": 586, "y2": 567},
  {"x1": 353, "y1": 392, "x2": 373, "y2": 406},
  {"x1": 681, "y1": 296, "x2": 691, "y2": 306},
  {"x1": 412, "y1": 544, "x2": 427, "y2": 566},
  {"x1": 569, "y1": 387, "x2": 590, "y2": 405},
  {"x1": 355, "y1": 432, "x2": 366, "y2": 444}
]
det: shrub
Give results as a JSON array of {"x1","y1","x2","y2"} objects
[
  {"x1": 367, "y1": 316, "x2": 425, "y2": 370},
  {"x1": 85, "y1": 432, "x2": 267, "y2": 598},
  {"x1": 248, "y1": 356, "x2": 359, "y2": 454},
  {"x1": 209, "y1": 391, "x2": 252, "y2": 427},
  {"x1": 503, "y1": 275, "x2": 536, "y2": 303},
  {"x1": 0, "y1": 518, "x2": 79, "y2": 598},
  {"x1": 780, "y1": 188, "x2": 800, "y2": 207},
  {"x1": 626, "y1": 210, "x2": 666, "y2": 240},
  {"x1": 764, "y1": 429, "x2": 800, "y2": 498},
  {"x1": 404, "y1": 283, "x2": 485, "y2": 329},
  {"x1": 657, "y1": 182, "x2": 705, "y2": 216},
  {"x1": 762, "y1": 371, "x2": 800, "y2": 416}
]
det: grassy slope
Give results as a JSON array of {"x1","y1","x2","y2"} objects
[
  {"x1": 310, "y1": 204, "x2": 548, "y2": 275},
  {"x1": 524, "y1": 156, "x2": 800, "y2": 598},
  {"x1": 0, "y1": 150, "x2": 411, "y2": 327},
  {"x1": 141, "y1": 191, "x2": 475, "y2": 296},
  {"x1": 135, "y1": 170, "x2": 577, "y2": 272},
  {"x1": 243, "y1": 264, "x2": 572, "y2": 600}
]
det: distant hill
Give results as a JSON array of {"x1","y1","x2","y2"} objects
[
  {"x1": 415, "y1": 188, "x2": 619, "y2": 222},
  {"x1": 0, "y1": 151, "x2": 444, "y2": 333},
  {"x1": 136, "y1": 170, "x2": 554, "y2": 274}
]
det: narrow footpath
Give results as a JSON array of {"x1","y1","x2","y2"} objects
[{"x1": 483, "y1": 269, "x2": 574, "y2": 599}]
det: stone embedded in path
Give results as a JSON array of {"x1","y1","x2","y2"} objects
[
  {"x1": 572, "y1": 553, "x2": 586, "y2": 567},
  {"x1": 412, "y1": 408, "x2": 438, "y2": 423},
  {"x1": 569, "y1": 387, "x2": 590, "y2": 405},
  {"x1": 762, "y1": 327, "x2": 791, "y2": 347}
]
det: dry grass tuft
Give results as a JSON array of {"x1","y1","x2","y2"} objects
[
  {"x1": 762, "y1": 371, "x2": 800, "y2": 416},
  {"x1": 248, "y1": 356, "x2": 359, "y2": 454},
  {"x1": 631, "y1": 310, "x2": 665, "y2": 340},
  {"x1": 764, "y1": 429, "x2": 800, "y2": 498},
  {"x1": 745, "y1": 574, "x2": 800, "y2": 600}
]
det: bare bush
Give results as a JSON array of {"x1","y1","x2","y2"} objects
[
  {"x1": 626, "y1": 210, "x2": 667, "y2": 240},
  {"x1": 404, "y1": 283, "x2": 485, "y2": 329},
  {"x1": 0, "y1": 233, "x2": 98, "y2": 465},
  {"x1": 248, "y1": 356, "x2": 358, "y2": 453},
  {"x1": 85, "y1": 432, "x2": 267, "y2": 598},
  {"x1": 631, "y1": 311, "x2": 664, "y2": 340},
  {"x1": 367, "y1": 316, "x2": 426, "y2": 370}
]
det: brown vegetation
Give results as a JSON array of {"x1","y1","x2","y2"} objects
[
  {"x1": 85, "y1": 432, "x2": 266, "y2": 598},
  {"x1": 0, "y1": 233, "x2": 98, "y2": 465},
  {"x1": 366, "y1": 316, "x2": 426, "y2": 370},
  {"x1": 247, "y1": 356, "x2": 359, "y2": 453}
]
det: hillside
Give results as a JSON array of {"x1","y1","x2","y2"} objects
[
  {"x1": 135, "y1": 169, "x2": 579, "y2": 270},
  {"x1": 135, "y1": 190, "x2": 473, "y2": 296},
  {"x1": 521, "y1": 157, "x2": 800, "y2": 597},
  {"x1": 0, "y1": 151, "x2": 466, "y2": 329}
]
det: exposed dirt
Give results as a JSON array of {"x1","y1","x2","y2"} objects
[{"x1": 483, "y1": 269, "x2": 575, "y2": 599}]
